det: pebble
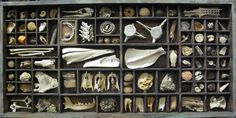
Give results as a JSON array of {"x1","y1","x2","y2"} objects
[
  {"x1": 181, "y1": 71, "x2": 192, "y2": 81},
  {"x1": 124, "y1": 72, "x2": 134, "y2": 82},
  {"x1": 124, "y1": 86, "x2": 133, "y2": 93},
  {"x1": 8, "y1": 60, "x2": 15, "y2": 68},
  {"x1": 207, "y1": 83, "x2": 216, "y2": 92}
]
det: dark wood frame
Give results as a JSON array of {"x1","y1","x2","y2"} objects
[{"x1": 0, "y1": 0, "x2": 236, "y2": 118}]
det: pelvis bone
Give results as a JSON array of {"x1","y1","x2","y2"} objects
[
  {"x1": 81, "y1": 71, "x2": 93, "y2": 91},
  {"x1": 62, "y1": 48, "x2": 114, "y2": 64},
  {"x1": 125, "y1": 47, "x2": 166, "y2": 69},
  {"x1": 34, "y1": 72, "x2": 58, "y2": 93},
  {"x1": 63, "y1": 97, "x2": 95, "y2": 111},
  {"x1": 210, "y1": 96, "x2": 226, "y2": 110}
]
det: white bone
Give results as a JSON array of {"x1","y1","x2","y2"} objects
[
  {"x1": 83, "y1": 55, "x2": 119, "y2": 68},
  {"x1": 63, "y1": 97, "x2": 95, "y2": 111},
  {"x1": 34, "y1": 72, "x2": 58, "y2": 93},
  {"x1": 124, "y1": 24, "x2": 146, "y2": 43},
  {"x1": 34, "y1": 59, "x2": 55, "y2": 69}
]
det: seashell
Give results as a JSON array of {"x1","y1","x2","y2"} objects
[
  {"x1": 181, "y1": 71, "x2": 192, "y2": 81},
  {"x1": 49, "y1": 9, "x2": 58, "y2": 18},
  {"x1": 182, "y1": 46, "x2": 193, "y2": 56},
  {"x1": 7, "y1": 83, "x2": 15, "y2": 92},
  {"x1": 39, "y1": 35, "x2": 47, "y2": 44},
  {"x1": 124, "y1": 7, "x2": 135, "y2": 17},
  {"x1": 170, "y1": 50, "x2": 177, "y2": 67},
  {"x1": 194, "y1": 21, "x2": 204, "y2": 31},
  {"x1": 27, "y1": 22, "x2": 36, "y2": 31},
  {"x1": 182, "y1": 60, "x2": 191, "y2": 67},
  {"x1": 19, "y1": 24, "x2": 26, "y2": 32},
  {"x1": 195, "y1": 71, "x2": 203, "y2": 81},
  {"x1": 100, "y1": 21, "x2": 115, "y2": 34},
  {"x1": 139, "y1": 7, "x2": 150, "y2": 17},
  {"x1": 7, "y1": 22, "x2": 15, "y2": 33},
  {"x1": 39, "y1": 22, "x2": 47, "y2": 32},
  {"x1": 9, "y1": 36, "x2": 15, "y2": 45},
  {"x1": 19, "y1": 72, "x2": 31, "y2": 82},
  {"x1": 112, "y1": 37, "x2": 120, "y2": 44},
  {"x1": 194, "y1": 86, "x2": 201, "y2": 93},
  {"x1": 40, "y1": 10, "x2": 47, "y2": 18},
  {"x1": 181, "y1": 21, "x2": 190, "y2": 31},
  {"x1": 219, "y1": 35, "x2": 228, "y2": 44},
  {"x1": 207, "y1": 22, "x2": 214, "y2": 29},
  {"x1": 18, "y1": 35, "x2": 26, "y2": 45},
  {"x1": 124, "y1": 72, "x2": 133, "y2": 82},
  {"x1": 20, "y1": 12, "x2": 26, "y2": 19},
  {"x1": 195, "y1": 33, "x2": 204, "y2": 43},
  {"x1": 104, "y1": 37, "x2": 111, "y2": 43},
  {"x1": 219, "y1": 46, "x2": 227, "y2": 56},
  {"x1": 220, "y1": 83, "x2": 229, "y2": 92},
  {"x1": 8, "y1": 74, "x2": 15, "y2": 80},
  {"x1": 124, "y1": 86, "x2": 133, "y2": 93},
  {"x1": 30, "y1": 12, "x2": 36, "y2": 19},
  {"x1": 207, "y1": 35, "x2": 215, "y2": 42},
  {"x1": 8, "y1": 60, "x2": 15, "y2": 68}
]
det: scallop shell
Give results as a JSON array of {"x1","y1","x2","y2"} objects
[
  {"x1": 7, "y1": 22, "x2": 15, "y2": 33},
  {"x1": 27, "y1": 22, "x2": 36, "y2": 31}
]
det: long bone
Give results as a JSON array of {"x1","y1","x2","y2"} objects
[
  {"x1": 10, "y1": 102, "x2": 31, "y2": 112},
  {"x1": 11, "y1": 96, "x2": 32, "y2": 107}
]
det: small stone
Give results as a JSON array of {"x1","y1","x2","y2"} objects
[
  {"x1": 181, "y1": 71, "x2": 192, "y2": 81},
  {"x1": 124, "y1": 86, "x2": 133, "y2": 93},
  {"x1": 207, "y1": 35, "x2": 215, "y2": 42},
  {"x1": 27, "y1": 22, "x2": 36, "y2": 31},
  {"x1": 195, "y1": 60, "x2": 203, "y2": 68},
  {"x1": 195, "y1": 33, "x2": 204, "y2": 43},
  {"x1": 207, "y1": 72, "x2": 215, "y2": 80},
  {"x1": 8, "y1": 60, "x2": 15, "y2": 68},
  {"x1": 219, "y1": 35, "x2": 228, "y2": 44},
  {"x1": 208, "y1": 83, "x2": 216, "y2": 92},
  {"x1": 124, "y1": 72, "x2": 133, "y2": 82},
  {"x1": 123, "y1": 81, "x2": 132, "y2": 86},
  {"x1": 207, "y1": 22, "x2": 214, "y2": 29},
  {"x1": 182, "y1": 46, "x2": 193, "y2": 56},
  {"x1": 219, "y1": 47, "x2": 227, "y2": 56},
  {"x1": 139, "y1": 7, "x2": 150, "y2": 17},
  {"x1": 182, "y1": 60, "x2": 191, "y2": 67},
  {"x1": 8, "y1": 74, "x2": 15, "y2": 80},
  {"x1": 7, "y1": 83, "x2": 15, "y2": 92}
]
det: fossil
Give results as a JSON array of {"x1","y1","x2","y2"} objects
[
  {"x1": 136, "y1": 19, "x2": 167, "y2": 43},
  {"x1": 125, "y1": 47, "x2": 166, "y2": 69},
  {"x1": 195, "y1": 71, "x2": 203, "y2": 81},
  {"x1": 20, "y1": 60, "x2": 31, "y2": 69},
  {"x1": 34, "y1": 71, "x2": 58, "y2": 93},
  {"x1": 195, "y1": 46, "x2": 203, "y2": 56},
  {"x1": 195, "y1": 33, "x2": 204, "y2": 43},
  {"x1": 7, "y1": 22, "x2": 15, "y2": 33},
  {"x1": 207, "y1": 35, "x2": 215, "y2": 42},
  {"x1": 182, "y1": 59, "x2": 191, "y2": 67},
  {"x1": 27, "y1": 22, "x2": 37, "y2": 31},
  {"x1": 170, "y1": 50, "x2": 177, "y2": 67},
  {"x1": 181, "y1": 21, "x2": 190, "y2": 31},
  {"x1": 62, "y1": 48, "x2": 114, "y2": 64},
  {"x1": 94, "y1": 72, "x2": 106, "y2": 92},
  {"x1": 61, "y1": 21, "x2": 75, "y2": 42},
  {"x1": 100, "y1": 98, "x2": 117, "y2": 112},
  {"x1": 182, "y1": 97, "x2": 203, "y2": 112},
  {"x1": 219, "y1": 35, "x2": 228, "y2": 44},
  {"x1": 8, "y1": 60, "x2": 15, "y2": 68},
  {"x1": 100, "y1": 21, "x2": 115, "y2": 34},
  {"x1": 210, "y1": 96, "x2": 226, "y2": 110},
  {"x1": 99, "y1": 7, "x2": 115, "y2": 17},
  {"x1": 160, "y1": 74, "x2": 176, "y2": 92},
  {"x1": 182, "y1": 46, "x2": 193, "y2": 56},
  {"x1": 194, "y1": 21, "x2": 204, "y2": 31},
  {"x1": 136, "y1": 97, "x2": 144, "y2": 112},
  {"x1": 9, "y1": 36, "x2": 15, "y2": 45},
  {"x1": 81, "y1": 71, "x2": 93, "y2": 91},
  {"x1": 62, "y1": 8, "x2": 94, "y2": 18},
  {"x1": 220, "y1": 83, "x2": 229, "y2": 92},
  {"x1": 18, "y1": 35, "x2": 26, "y2": 45},
  {"x1": 64, "y1": 97, "x2": 95, "y2": 111},
  {"x1": 63, "y1": 72, "x2": 76, "y2": 88},
  {"x1": 19, "y1": 72, "x2": 31, "y2": 82},
  {"x1": 19, "y1": 24, "x2": 26, "y2": 32},
  {"x1": 20, "y1": 84, "x2": 32, "y2": 93},
  {"x1": 39, "y1": 22, "x2": 47, "y2": 32},
  {"x1": 158, "y1": 97, "x2": 166, "y2": 111},
  {"x1": 36, "y1": 99, "x2": 57, "y2": 112},
  {"x1": 83, "y1": 55, "x2": 120, "y2": 68},
  {"x1": 10, "y1": 48, "x2": 54, "y2": 57},
  {"x1": 207, "y1": 22, "x2": 214, "y2": 29},
  {"x1": 7, "y1": 10, "x2": 16, "y2": 18},
  {"x1": 49, "y1": 9, "x2": 58, "y2": 18},
  {"x1": 124, "y1": 98, "x2": 132, "y2": 112},
  {"x1": 184, "y1": 8, "x2": 221, "y2": 17},
  {"x1": 181, "y1": 71, "x2": 192, "y2": 81},
  {"x1": 139, "y1": 7, "x2": 150, "y2": 17},
  {"x1": 147, "y1": 97, "x2": 155, "y2": 112},
  {"x1": 219, "y1": 46, "x2": 227, "y2": 56},
  {"x1": 40, "y1": 10, "x2": 47, "y2": 18},
  {"x1": 169, "y1": 20, "x2": 177, "y2": 42},
  {"x1": 123, "y1": 7, "x2": 135, "y2": 17},
  {"x1": 7, "y1": 83, "x2": 15, "y2": 92},
  {"x1": 34, "y1": 59, "x2": 55, "y2": 69},
  {"x1": 79, "y1": 21, "x2": 94, "y2": 43},
  {"x1": 107, "y1": 72, "x2": 119, "y2": 92},
  {"x1": 137, "y1": 73, "x2": 153, "y2": 92},
  {"x1": 170, "y1": 96, "x2": 177, "y2": 112},
  {"x1": 124, "y1": 23, "x2": 146, "y2": 42}
]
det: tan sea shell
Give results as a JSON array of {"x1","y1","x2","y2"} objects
[
  {"x1": 19, "y1": 24, "x2": 26, "y2": 32},
  {"x1": 194, "y1": 21, "x2": 204, "y2": 31},
  {"x1": 27, "y1": 22, "x2": 36, "y2": 31},
  {"x1": 18, "y1": 35, "x2": 26, "y2": 45}
]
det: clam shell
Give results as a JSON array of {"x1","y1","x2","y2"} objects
[
  {"x1": 18, "y1": 35, "x2": 26, "y2": 45},
  {"x1": 27, "y1": 22, "x2": 36, "y2": 31}
]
